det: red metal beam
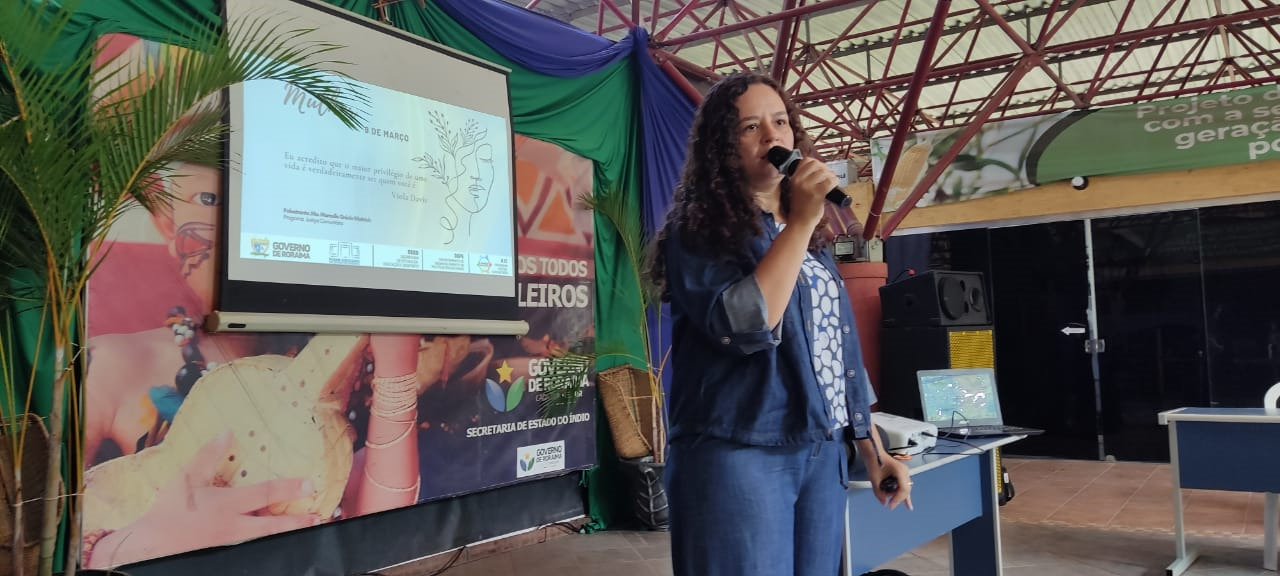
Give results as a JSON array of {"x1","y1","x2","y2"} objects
[
  {"x1": 974, "y1": 0, "x2": 1085, "y2": 107},
  {"x1": 787, "y1": 1, "x2": 879, "y2": 92},
  {"x1": 651, "y1": 48, "x2": 720, "y2": 82},
  {"x1": 1230, "y1": 24, "x2": 1280, "y2": 74},
  {"x1": 686, "y1": 6, "x2": 759, "y2": 73},
  {"x1": 600, "y1": 0, "x2": 636, "y2": 30},
  {"x1": 651, "y1": 52, "x2": 705, "y2": 105},
  {"x1": 880, "y1": 58, "x2": 1036, "y2": 238},
  {"x1": 1092, "y1": 74, "x2": 1277, "y2": 105},
  {"x1": 653, "y1": 1, "x2": 706, "y2": 40},
  {"x1": 729, "y1": 1, "x2": 772, "y2": 69},
  {"x1": 799, "y1": 109, "x2": 865, "y2": 142},
  {"x1": 868, "y1": 0, "x2": 916, "y2": 121},
  {"x1": 701, "y1": 0, "x2": 1095, "y2": 73},
  {"x1": 1080, "y1": 0, "x2": 1143, "y2": 103},
  {"x1": 769, "y1": 0, "x2": 801, "y2": 82},
  {"x1": 903, "y1": 60, "x2": 1279, "y2": 132},
  {"x1": 794, "y1": 6, "x2": 1280, "y2": 105},
  {"x1": 654, "y1": 0, "x2": 866, "y2": 47},
  {"x1": 862, "y1": 0, "x2": 952, "y2": 240},
  {"x1": 1038, "y1": 0, "x2": 1094, "y2": 48},
  {"x1": 940, "y1": 14, "x2": 987, "y2": 121}
]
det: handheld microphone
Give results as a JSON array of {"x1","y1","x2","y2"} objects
[{"x1": 766, "y1": 146, "x2": 852, "y2": 208}]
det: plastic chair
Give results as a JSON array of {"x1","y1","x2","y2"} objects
[{"x1": 1265, "y1": 382, "x2": 1280, "y2": 571}]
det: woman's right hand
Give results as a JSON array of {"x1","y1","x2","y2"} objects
[
  {"x1": 787, "y1": 157, "x2": 839, "y2": 229},
  {"x1": 85, "y1": 431, "x2": 321, "y2": 568}
]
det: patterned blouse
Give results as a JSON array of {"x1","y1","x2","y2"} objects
[{"x1": 800, "y1": 252, "x2": 850, "y2": 428}]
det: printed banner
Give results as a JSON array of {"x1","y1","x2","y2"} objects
[
  {"x1": 870, "y1": 83, "x2": 1280, "y2": 212},
  {"x1": 80, "y1": 34, "x2": 596, "y2": 569}
]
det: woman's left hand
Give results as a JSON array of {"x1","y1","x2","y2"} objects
[{"x1": 870, "y1": 457, "x2": 914, "y2": 511}]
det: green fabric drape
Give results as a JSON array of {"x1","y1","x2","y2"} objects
[
  {"x1": 8, "y1": 0, "x2": 647, "y2": 534},
  {"x1": 348, "y1": 0, "x2": 646, "y2": 533},
  {"x1": 37, "y1": 0, "x2": 220, "y2": 69},
  {"x1": 0, "y1": 271, "x2": 57, "y2": 422}
]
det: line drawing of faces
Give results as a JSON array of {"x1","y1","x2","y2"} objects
[
  {"x1": 415, "y1": 113, "x2": 493, "y2": 246},
  {"x1": 456, "y1": 142, "x2": 495, "y2": 233}
]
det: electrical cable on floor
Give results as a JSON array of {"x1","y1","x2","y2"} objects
[
  {"x1": 351, "y1": 519, "x2": 584, "y2": 576},
  {"x1": 544, "y1": 520, "x2": 583, "y2": 535},
  {"x1": 354, "y1": 546, "x2": 465, "y2": 576},
  {"x1": 424, "y1": 546, "x2": 466, "y2": 575}
]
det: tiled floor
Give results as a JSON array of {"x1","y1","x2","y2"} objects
[{"x1": 391, "y1": 456, "x2": 1278, "y2": 575}]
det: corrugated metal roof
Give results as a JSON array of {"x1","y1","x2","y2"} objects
[{"x1": 504, "y1": 0, "x2": 1280, "y2": 157}]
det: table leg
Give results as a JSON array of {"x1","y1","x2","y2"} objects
[
  {"x1": 950, "y1": 448, "x2": 1002, "y2": 576},
  {"x1": 843, "y1": 497, "x2": 854, "y2": 576},
  {"x1": 1264, "y1": 492, "x2": 1277, "y2": 571},
  {"x1": 1166, "y1": 421, "x2": 1200, "y2": 576}
]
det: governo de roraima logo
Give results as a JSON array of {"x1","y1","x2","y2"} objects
[{"x1": 484, "y1": 360, "x2": 525, "y2": 413}]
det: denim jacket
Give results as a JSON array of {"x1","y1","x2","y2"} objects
[{"x1": 664, "y1": 211, "x2": 874, "y2": 447}]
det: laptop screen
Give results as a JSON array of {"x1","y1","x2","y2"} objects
[{"x1": 917, "y1": 368, "x2": 1004, "y2": 427}]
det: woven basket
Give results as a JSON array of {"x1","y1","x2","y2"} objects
[
  {"x1": 0, "y1": 540, "x2": 38, "y2": 575},
  {"x1": 597, "y1": 365, "x2": 659, "y2": 460}
]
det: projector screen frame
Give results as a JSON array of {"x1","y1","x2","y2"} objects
[
  {"x1": 214, "y1": 0, "x2": 523, "y2": 333},
  {"x1": 207, "y1": 310, "x2": 529, "y2": 336}
]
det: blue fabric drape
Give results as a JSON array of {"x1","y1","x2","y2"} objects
[
  {"x1": 630, "y1": 28, "x2": 695, "y2": 237},
  {"x1": 630, "y1": 28, "x2": 695, "y2": 394},
  {"x1": 433, "y1": 0, "x2": 632, "y2": 76}
]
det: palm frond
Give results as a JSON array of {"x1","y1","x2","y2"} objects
[
  {"x1": 92, "y1": 12, "x2": 370, "y2": 253},
  {"x1": 577, "y1": 189, "x2": 662, "y2": 359},
  {"x1": 536, "y1": 352, "x2": 594, "y2": 418},
  {"x1": 0, "y1": 2, "x2": 374, "y2": 572}
]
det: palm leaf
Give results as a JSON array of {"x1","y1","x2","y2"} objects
[
  {"x1": 536, "y1": 351, "x2": 595, "y2": 418},
  {"x1": 0, "y1": 2, "x2": 371, "y2": 573},
  {"x1": 91, "y1": 12, "x2": 371, "y2": 256},
  {"x1": 578, "y1": 189, "x2": 659, "y2": 334},
  {"x1": 535, "y1": 188, "x2": 669, "y2": 461}
]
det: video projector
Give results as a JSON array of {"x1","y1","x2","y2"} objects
[{"x1": 871, "y1": 412, "x2": 937, "y2": 456}]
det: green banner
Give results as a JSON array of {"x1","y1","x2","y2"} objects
[{"x1": 870, "y1": 83, "x2": 1280, "y2": 212}]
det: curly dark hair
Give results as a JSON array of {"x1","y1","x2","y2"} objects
[{"x1": 647, "y1": 72, "x2": 828, "y2": 296}]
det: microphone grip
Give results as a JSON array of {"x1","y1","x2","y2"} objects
[{"x1": 826, "y1": 188, "x2": 852, "y2": 208}]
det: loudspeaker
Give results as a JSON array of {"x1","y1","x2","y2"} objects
[{"x1": 880, "y1": 270, "x2": 990, "y2": 327}]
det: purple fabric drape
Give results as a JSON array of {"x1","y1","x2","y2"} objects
[{"x1": 433, "y1": 0, "x2": 632, "y2": 76}]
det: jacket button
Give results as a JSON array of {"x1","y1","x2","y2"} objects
[
  {"x1": 854, "y1": 412, "x2": 864, "y2": 422},
  {"x1": 846, "y1": 369, "x2": 856, "y2": 377},
  {"x1": 720, "y1": 336, "x2": 731, "y2": 345},
  {"x1": 842, "y1": 325, "x2": 851, "y2": 334}
]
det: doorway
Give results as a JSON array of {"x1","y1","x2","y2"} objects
[
  {"x1": 888, "y1": 209, "x2": 1217, "y2": 462},
  {"x1": 986, "y1": 221, "x2": 1100, "y2": 460},
  {"x1": 1089, "y1": 210, "x2": 1208, "y2": 462}
]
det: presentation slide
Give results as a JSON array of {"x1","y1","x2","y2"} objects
[{"x1": 232, "y1": 74, "x2": 514, "y2": 297}]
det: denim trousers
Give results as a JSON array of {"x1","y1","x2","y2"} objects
[{"x1": 666, "y1": 433, "x2": 849, "y2": 576}]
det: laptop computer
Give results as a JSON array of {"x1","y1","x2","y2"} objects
[{"x1": 917, "y1": 368, "x2": 1044, "y2": 438}]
